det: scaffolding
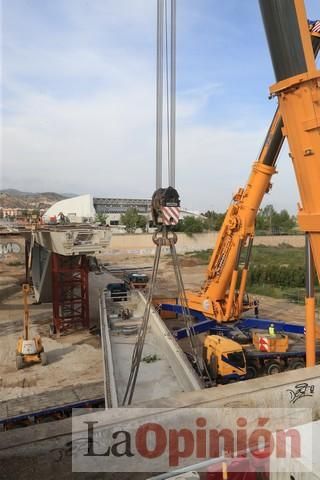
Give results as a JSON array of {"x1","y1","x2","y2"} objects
[{"x1": 51, "y1": 253, "x2": 89, "y2": 334}]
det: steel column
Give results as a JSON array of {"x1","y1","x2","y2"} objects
[{"x1": 305, "y1": 234, "x2": 316, "y2": 367}]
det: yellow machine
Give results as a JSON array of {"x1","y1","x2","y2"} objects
[
  {"x1": 203, "y1": 335, "x2": 247, "y2": 382},
  {"x1": 258, "y1": 0, "x2": 320, "y2": 367},
  {"x1": 186, "y1": 9, "x2": 320, "y2": 336},
  {"x1": 16, "y1": 284, "x2": 47, "y2": 370},
  {"x1": 203, "y1": 332, "x2": 315, "y2": 383},
  {"x1": 186, "y1": 2, "x2": 320, "y2": 370}
]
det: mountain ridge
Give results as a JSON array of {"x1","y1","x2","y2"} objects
[{"x1": 0, "y1": 189, "x2": 76, "y2": 209}]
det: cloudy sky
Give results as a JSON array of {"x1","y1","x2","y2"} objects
[{"x1": 2, "y1": 0, "x2": 320, "y2": 212}]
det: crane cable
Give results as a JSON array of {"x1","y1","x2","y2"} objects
[
  {"x1": 122, "y1": 238, "x2": 162, "y2": 406},
  {"x1": 164, "y1": 0, "x2": 171, "y2": 179},
  {"x1": 122, "y1": 1, "x2": 212, "y2": 407},
  {"x1": 156, "y1": 0, "x2": 163, "y2": 189},
  {"x1": 122, "y1": 230, "x2": 212, "y2": 406},
  {"x1": 156, "y1": 0, "x2": 176, "y2": 189}
]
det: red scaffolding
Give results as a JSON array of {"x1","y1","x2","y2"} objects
[{"x1": 51, "y1": 253, "x2": 89, "y2": 334}]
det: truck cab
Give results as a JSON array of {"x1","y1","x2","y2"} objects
[
  {"x1": 203, "y1": 335, "x2": 247, "y2": 383},
  {"x1": 106, "y1": 282, "x2": 128, "y2": 302},
  {"x1": 124, "y1": 272, "x2": 149, "y2": 289}
]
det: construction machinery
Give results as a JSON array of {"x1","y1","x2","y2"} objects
[
  {"x1": 151, "y1": 186, "x2": 180, "y2": 226},
  {"x1": 16, "y1": 284, "x2": 47, "y2": 370},
  {"x1": 203, "y1": 333, "x2": 320, "y2": 384},
  {"x1": 124, "y1": 272, "x2": 149, "y2": 290},
  {"x1": 183, "y1": 22, "x2": 320, "y2": 324},
  {"x1": 258, "y1": 1, "x2": 320, "y2": 370},
  {"x1": 121, "y1": 0, "x2": 205, "y2": 405},
  {"x1": 159, "y1": 4, "x2": 320, "y2": 380}
]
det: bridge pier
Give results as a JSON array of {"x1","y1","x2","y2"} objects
[{"x1": 52, "y1": 253, "x2": 89, "y2": 335}]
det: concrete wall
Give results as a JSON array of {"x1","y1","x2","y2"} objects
[
  {"x1": 1, "y1": 365, "x2": 320, "y2": 479},
  {"x1": 0, "y1": 232, "x2": 306, "y2": 267},
  {"x1": 0, "y1": 234, "x2": 25, "y2": 267},
  {"x1": 0, "y1": 234, "x2": 26, "y2": 297},
  {"x1": 105, "y1": 233, "x2": 305, "y2": 256}
]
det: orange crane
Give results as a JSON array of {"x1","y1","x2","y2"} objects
[
  {"x1": 185, "y1": 25, "x2": 320, "y2": 334},
  {"x1": 259, "y1": 0, "x2": 320, "y2": 367},
  {"x1": 185, "y1": 110, "x2": 279, "y2": 322},
  {"x1": 184, "y1": 1, "x2": 320, "y2": 368}
]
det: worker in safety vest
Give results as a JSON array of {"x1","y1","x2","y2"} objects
[{"x1": 268, "y1": 323, "x2": 276, "y2": 336}]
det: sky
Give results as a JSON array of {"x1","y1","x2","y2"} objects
[{"x1": 1, "y1": 0, "x2": 320, "y2": 213}]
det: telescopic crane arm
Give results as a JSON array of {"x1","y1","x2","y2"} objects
[
  {"x1": 186, "y1": 25, "x2": 320, "y2": 324},
  {"x1": 186, "y1": 112, "x2": 280, "y2": 321},
  {"x1": 259, "y1": 0, "x2": 320, "y2": 367}
]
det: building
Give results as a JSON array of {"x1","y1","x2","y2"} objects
[
  {"x1": 43, "y1": 194, "x2": 95, "y2": 224},
  {"x1": 93, "y1": 197, "x2": 204, "y2": 227},
  {"x1": 41, "y1": 194, "x2": 204, "y2": 228},
  {"x1": 93, "y1": 198, "x2": 151, "y2": 226},
  {"x1": 0, "y1": 207, "x2": 24, "y2": 219},
  {"x1": 0, "y1": 207, "x2": 46, "y2": 223}
]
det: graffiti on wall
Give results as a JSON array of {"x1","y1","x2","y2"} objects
[
  {"x1": 287, "y1": 383, "x2": 315, "y2": 404},
  {"x1": 0, "y1": 242, "x2": 21, "y2": 257}
]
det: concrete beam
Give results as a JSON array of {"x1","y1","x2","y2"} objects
[
  {"x1": 32, "y1": 226, "x2": 111, "y2": 256},
  {"x1": 137, "y1": 291, "x2": 203, "y2": 392},
  {"x1": 99, "y1": 290, "x2": 119, "y2": 408}
]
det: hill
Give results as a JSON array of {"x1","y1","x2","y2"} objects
[{"x1": 0, "y1": 189, "x2": 70, "y2": 210}]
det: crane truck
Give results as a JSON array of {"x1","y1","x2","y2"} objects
[
  {"x1": 159, "y1": 4, "x2": 320, "y2": 384},
  {"x1": 203, "y1": 333, "x2": 320, "y2": 383}
]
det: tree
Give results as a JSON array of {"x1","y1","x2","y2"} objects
[
  {"x1": 95, "y1": 213, "x2": 108, "y2": 225},
  {"x1": 273, "y1": 209, "x2": 296, "y2": 233},
  {"x1": 120, "y1": 208, "x2": 147, "y2": 233},
  {"x1": 136, "y1": 214, "x2": 147, "y2": 232},
  {"x1": 31, "y1": 209, "x2": 40, "y2": 217},
  {"x1": 256, "y1": 205, "x2": 296, "y2": 234},
  {"x1": 177, "y1": 216, "x2": 205, "y2": 235},
  {"x1": 203, "y1": 210, "x2": 225, "y2": 231},
  {"x1": 262, "y1": 204, "x2": 275, "y2": 234}
]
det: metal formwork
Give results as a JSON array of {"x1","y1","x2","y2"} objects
[{"x1": 51, "y1": 253, "x2": 89, "y2": 334}]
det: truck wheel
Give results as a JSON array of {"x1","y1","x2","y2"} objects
[
  {"x1": 209, "y1": 356, "x2": 217, "y2": 380},
  {"x1": 288, "y1": 359, "x2": 305, "y2": 370},
  {"x1": 40, "y1": 352, "x2": 48, "y2": 366},
  {"x1": 246, "y1": 365, "x2": 258, "y2": 380},
  {"x1": 16, "y1": 355, "x2": 24, "y2": 370},
  {"x1": 264, "y1": 361, "x2": 281, "y2": 375}
]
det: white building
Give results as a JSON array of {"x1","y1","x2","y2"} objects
[{"x1": 43, "y1": 194, "x2": 95, "y2": 224}]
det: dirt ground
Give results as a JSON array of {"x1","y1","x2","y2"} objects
[
  {"x1": 103, "y1": 253, "x2": 310, "y2": 326},
  {"x1": 103, "y1": 253, "x2": 207, "y2": 294},
  {"x1": 0, "y1": 290, "x2": 103, "y2": 402},
  {"x1": 0, "y1": 252, "x2": 312, "y2": 405}
]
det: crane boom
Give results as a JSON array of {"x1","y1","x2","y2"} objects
[
  {"x1": 259, "y1": 0, "x2": 320, "y2": 366},
  {"x1": 186, "y1": 27, "x2": 320, "y2": 323}
]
